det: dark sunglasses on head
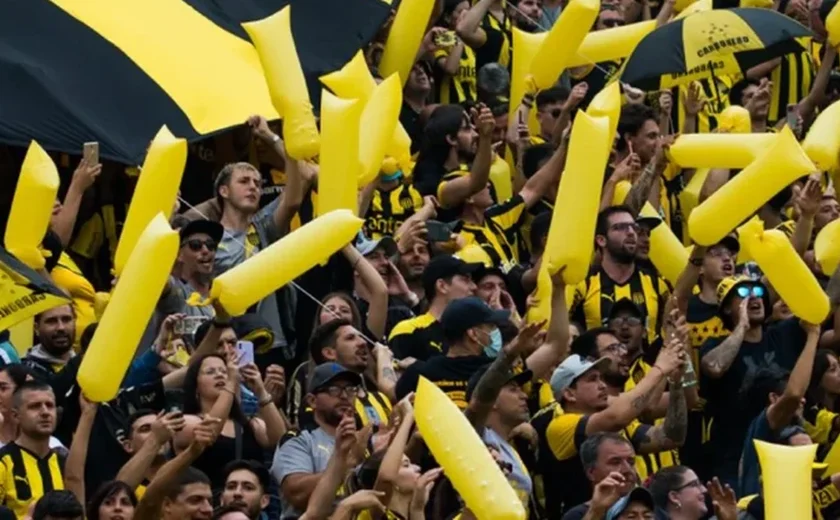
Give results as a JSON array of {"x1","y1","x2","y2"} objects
[
  {"x1": 183, "y1": 238, "x2": 217, "y2": 252},
  {"x1": 736, "y1": 285, "x2": 765, "y2": 298}
]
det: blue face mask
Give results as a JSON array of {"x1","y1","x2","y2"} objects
[{"x1": 483, "y1": 328, "x2": 504, "y2": 358}]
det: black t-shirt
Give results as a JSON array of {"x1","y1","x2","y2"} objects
[
  {"x1": 399, "y1": 102, "x2": 422, "y2": 155},
  {"x1": 699, "y1": 318, "x2": 807, "y2": 481},
  {"x1": 560, "y1": 502, "x2": 590, "y2": 520},
  {"x1": 394, "y1": 354, "x2": 490, "y2": 409}
]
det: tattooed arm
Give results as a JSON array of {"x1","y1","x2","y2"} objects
[
  {"x1": 636, "y1": 382, "x2": 687, "y2": 454},
  {"x1": 624, "y1": 162, "x2": 659, "y2": 218},
  {"x1": 373, "y1": 344, "x2": 399, "y2": 403},
  {"x1": 701, "y1": 299, "x2": 749, "y2": 379}
]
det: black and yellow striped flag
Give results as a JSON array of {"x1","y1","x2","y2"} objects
[{"x1": 0, "y1": 0, "x2": 389, "y2": 164}]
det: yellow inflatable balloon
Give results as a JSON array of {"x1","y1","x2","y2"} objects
[
  {"x1": 318, "y1": 91, "x2": 362, "y2": 217},
  {"x1": 570, "y1": 21, "x2": 656, "y2": 67},
  {"x1": 755, "y1": 440, "x2": 818, "y2": 520},
  {"x1": 740, "y1": 219, "x2": 829, "y2": 324},
  {"x1": 586, "y1": 81, "x2": 622, "y2": 149},
  {"x1": 212, "y1": 210, "x2": 363, "y2": 316},
  {"x1": 803, "y1": 99, "x2": 840, "y2": 177},
  {"x1": 525, "y1": 268, "x2": 577, "y2": 327},
  {"x1": 546, "y1": 112, "x2": 611, "y2": 284},
  {"x1": 674, "y1": 0, "x2": 699, "y2": 12},
  {"x1": 379, "y1": 0, "x2": 436, "y2": 86},
  {"x1": 509, "y1": 28, "x2": 544, "y2": 135},
  {"x1": 359, "y1": 74, "x2": 403, "y2": 185},
  {"x1": 826, "y1": 0, "x2": 840, "y2": 47},
  {"x1": 5, "y1": 141, "x2": 59, "y2": 270},
  {"x1": 688, "y1": 127, "x2": 815, "y2": 246},
  {"x1": 815, "y1": 218, "x2": 840, "y2": 276},
  {"x1": 243, "y1": 7, "x2": 320, "y2": 160},
  {"x1": 490, "y1": 154, "x2": 513, "y2": 202},
  {"x1": 321, "y1": 52, "x2": 412, "y2": 168},
  {"x1": 114, "y1": 126, "x2": 186, "y2": 276},
  {"x1": 613, "y1": 181, "x2": 688, "y2": 284},
  {"x1": 415, "y1": 377, "x2": 527, "y2": 520},
  {"x1": 530, "y1": 0, "x2": 599, "y2": 89},
  {"x1": 667, "y1": 133, "x2": 775, "y2": 168},
  {"x1": 675, "y1": 0, "x2": 711, "y2": 19},
  {"x1": 716, "y1": 105, "x2": 752, "y2": 134},
  {"x1": 79, "y1": 214, "x2": 178, "y2": 402}
]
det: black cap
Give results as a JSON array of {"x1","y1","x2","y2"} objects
[
  {"x1": 635, "y1": 215, "x2": 662, "y2": 231},
  {"x1": 606, "y1": 298, "x2": 643, "y2": 322},
  {"x1": 466, "y1": 363, "x2": 532, "y2": 402},
  {"x1": 422, "y1": 255, "x2": 482, "y2": 296},
  {"x1": 711, "y1": 234, "x2": 740, "y2": 255},
  {"x1": 473, "y1": 264, "x2": 507, "y2": 284},
  {"x1": 179, "y1": 219, "x2": 224, "y2": 245},
  {"x1": 307, "y1": 362, "x2": 363, "y2": 394},
  {"x1": 440, "y1": 296, "x2": 511, "y2": 341}
]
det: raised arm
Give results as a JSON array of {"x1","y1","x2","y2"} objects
[
  {"x1": 64, "y1": 395, "x2": 98, "y2": 510},
  {"x1": 342, "y1": 245, "x2": 389, "y2": 340},
  {"x1": 700, "y1": 299, "x2": 748, "y2": 379},
  {"x1": 519, "y1": 132, "x2": 569, "y2": 209},
  {"x1": 240, "y1": 362, "x2": 288, "y2": 447},
  {"x1": 52, "y1": 157, "x2": 101, "y2": 247},
  {"x1": 116, "y1": 411, "x2": 184, "y2": 490},
  {"x1": 766, "y1": 322, "x2": 820, "y2": 430},
  {"x1": 525, "y1": 268, "x2": 570, "y2": 379},
  {"x1": 372, "y1": 397, "x2": 415, "y2": 505},
  {"x1": 455, "y1": 0, "x2": 492, "y2": 47},
  {"x1": 438, "y1": 105, "x2": 494, "y2": 208}
]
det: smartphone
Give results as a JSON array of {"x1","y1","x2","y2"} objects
[
  {"x1": 235, "y1": 340, "x2": 255, "y2": 367},
  {"x1": 83, "y1": 141, "x2": 99, "y2": 164},
  {"x1": 426, "y1": 220, "x2": 462, "y2": 242},
  {"x1": 434, "y1": 30, "x2": 456, "y2": 47},
  {"x1": 786, "y1": 104, "x2": 798, "y2": 130}
]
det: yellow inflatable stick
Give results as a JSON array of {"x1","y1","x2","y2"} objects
[
  {"x1": 688, "y1": 127, "x2": 815, "y2": 246},
  {"x1": 5, "y1": 141, "x2": 59, "y2": 270},
  {"x1": 755, "y1": 440, "x2": 817, "y2": 520},
  {"x1": 826, "y1": 0, "x2": 840, "y2": 47},
  {"x1": 243, "y1": 7, "x2": 320, "y2": 160},
  {"x1": 546, "y1": 112, "x2": 611, "y2": 284},
  {"x1": 675, "y1": 0, "x2": 711, "y2": 19},
  {"x1": 586, "y1": 81, "x2": 622, "y2": 149},
  {"x1": 379, "y1": 0, "x2": 436, "y2": 86},
  {"x1": 318, "y1": 91, "x2": 362, "y2": 216},
  {"x1": 613, "y1": 181, "x2": 688, "y2": 284},
  {"x1": 815, "y1": 219, "x2": 840, "y2": 276},
  {"x1": 212, "y1": 210, "x2": 363, "y2": 316},
  {"x1": 530, "y1": 0, "x2": 599, "y2": 89},
  {"x1": 803, "y1": 99, "x2": 840, "y2": 178},
  {"x1": 509, "y1": 28, "x2": 544, "y2": 135},
  {"x1": 667, "y1": 133, "x2": 775, "y2": 168},
  {"x1": 674, "y1": 0, "x2": 699, "y2": 12},
  {"x1": 415, "y1": 377, "x2": 527, "y2": 520},
  {"x1": 489, "y1": 155, "x2": 513, "y2": 202},
  {"x1": 740, "y1": 219, "x2": 830, "y2": 323},
  {"x1": 321, "y1": 52, "x2": 412, "y2": 168},
  {"x1": 114, "y1": 126, "x2": 186, "y2": 276},
  {"x1": 79, "y1": 214, "x2": 178, "y2": 402},
  {"x1": 716, "y1": 105, "x2": 752, "y2": 134},
  {"x1": 359, "y1": 74, "x2": 403, "y2": 185},
  {"x1": 570, "y1": 21, "x2": 656, "y2": 67}
]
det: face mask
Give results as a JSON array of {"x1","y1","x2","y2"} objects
[{"x1": 482, "y1": 328, "x2": 503, "y2": 358}]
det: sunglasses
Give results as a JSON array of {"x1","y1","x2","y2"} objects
[
  {"x1": 610, "y1": 316, "x2": 642, "y2": 327},
  {"x1": 183, "y1": 238, "x2": 217, "y2": 252},
  {"x1": 736, "y1": 285, "x2": 765, "y2": 298},
  {"x1": 602, "y1": 18, "x2": 625, "y2": 27}
]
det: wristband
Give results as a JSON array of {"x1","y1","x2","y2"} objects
[{"x1": 258, "y1": 395, "x2": 274, "y2": 408}]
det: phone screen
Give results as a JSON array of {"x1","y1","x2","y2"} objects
[
  {"x1": 236, "y1": 340, "x2": 255, "y2": 367},
  {"x1": 786, "y1": 105, "x2": 798, "y2": 129}
]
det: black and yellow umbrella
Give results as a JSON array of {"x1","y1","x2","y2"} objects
[
  {"x1": 620, "y1": 8, "x2": 813, "y2": 90},
  {"x1": 0, "y1": 246, "x2": 69, "y2": 332},
  {"x1": 0, "y1": 0, "x2": 389, "y2": 165}
]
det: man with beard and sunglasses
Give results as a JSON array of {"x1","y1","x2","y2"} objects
[
  {"x1": 570, "y1": 206, "x2": 671, "y2": 347},
  {"x1": 271, "y1": 363, "x2": 365, "y2": 520}
]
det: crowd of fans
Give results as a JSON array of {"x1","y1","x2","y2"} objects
[{"x1": 2, "y1": 0, "x2": 840, "y2": 518}]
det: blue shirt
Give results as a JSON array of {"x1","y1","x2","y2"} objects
[{"x1": 738, "y1": 409, "x2": 775, "y2": 497}]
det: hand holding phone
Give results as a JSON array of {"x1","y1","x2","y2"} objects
[
  {"x1": 786, "y1": 104, "x2": 799, "y2": 135},
  {"x1": 235, "y1": 340, "x2": 255, "y2": 367},
  {"x1": 83, "y1": 141, "x2": 99, "y2": 165}
]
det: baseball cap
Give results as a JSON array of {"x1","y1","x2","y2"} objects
[
  {"x1": 635, "y1": 215, "x2": 662, "y2": 231},
  {"x1": 606, "y1": 298, "x2": 643, "y2": 322},
  {"x1": 355, "y1": 233, "x2": 397, "y2": 257},
  {"x1": 711, "y1": 234, "x2": 740, "y2": 255},
  {"x1": 466, "y1": 363, "x2": 533, "y2": 402},
  {"x1": 605, "y1": 487, "x2": 655, "y2": 520},
  {"x1": 549, "y1": 354, "x2": 611, "y2": 395},
  {"x1": 422, "y1": 255, "x2": 482, "y2": 296},
  {"x1": 440, "y1": 297, "x2": 510, "y2": 341},
  {"x1": 307, "y1": 362, "x2": 363, "y2": 394},
  {"x1": 179, "y1": 219, "x2": 224, "y2": 245}
]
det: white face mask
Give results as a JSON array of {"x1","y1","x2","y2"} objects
[{"x1": 481, "y1": 328, "x2": 503, "y2": 358}]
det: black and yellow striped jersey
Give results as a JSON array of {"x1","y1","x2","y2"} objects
[
  {"x1": 473, "y1": 11, "x2": 511, "y2": 70},
  {"x1": 668, "y1": 76, "x2": 734, "y2": 135},
  {"x1": 803, "y1": 406, "x2": 839, "y2": 450},
  {"x1": 0, "y1": 444, "x2": 65, "y2": 519},
  {"x1": 570, "y1": 266, "x2": 671, "y2": 345},
  {"x1": 623, "y1": 357, "x2": 679, "y2": 480},
  {"x1": 298, "y1": 386, "x2": 392, "y2": 431},
  {"x1": 767, "y1": 38, "x2": 815, "y2": 125},
  {"x1": 364, "y1": 184, "x2": 424, "y2": 240},
  {"x1": 458, "y1": 195, "x2": 527, "y2": 274},
  {"x1": 434, "y1": 40, "x2": 478, "y2": 105},
  {"x1": 388, "y1": 313, "x2": 444, "y2": 362}
]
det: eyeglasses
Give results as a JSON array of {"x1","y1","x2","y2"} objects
[
  {"x1": 183, "y1": 239, "x2": 217, "y2": 252},
  {"x1": 736, "y1": 285, "x2": 765, "y2": 299},
  {"x1": 610, "y1": 316, "x2": 642, "y2": 327},
  {"x1": 317, "y1": 385, "x2": 359, "y2": 398},
  {"x1": 610, "y1": 222, "x2": 640, "y2": 233},
  {"x1": 602, "y1": 342, "x2": 628, "y2": 355},
  {"x1": 673, "y1": 479, "x2": 704, "y2": 492}
]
